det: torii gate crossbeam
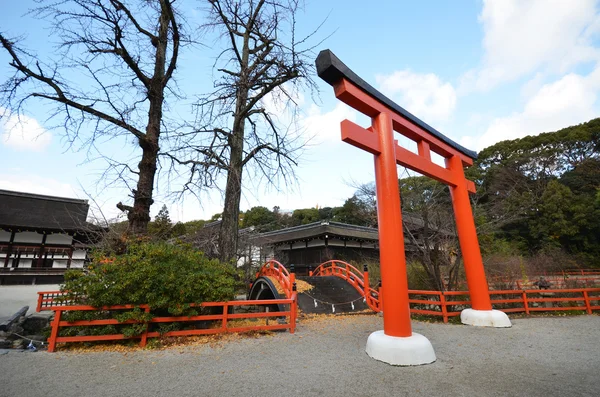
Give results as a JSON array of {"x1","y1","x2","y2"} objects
[{"x1": 316, "y1": 50, "x2": 511, "y2": 366}]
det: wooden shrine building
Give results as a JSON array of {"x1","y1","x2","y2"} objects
[
  {"x1": 253, "y1": 214, "x2": 445, "y2": 275},
  {"x1": 0, "y1": 190, "x2": 100, "y2": 285},
  {"x1": 253, "y1": 221, "x2": 380, "y2": 275}
]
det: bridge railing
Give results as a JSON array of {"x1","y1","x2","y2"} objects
[
  {"x1": 255, "y1": 260, "x2": 295, "y2": 298},
  {"x1": 310, "y1": 260, "x2": 383, "y2": 311},
  {"x1": 311, "y1": 260, "x2": 365, "y2": 291},
  {"x1": 46, "y1": 294, "x2": 298, "y2": 352}
]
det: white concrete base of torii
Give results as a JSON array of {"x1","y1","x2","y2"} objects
[
  {"x1": 460, "y1": 308, "x2": 512, "y2": 327},
  {"x1": 365, "y1": 330, "x2": 436, "y2": 366}
]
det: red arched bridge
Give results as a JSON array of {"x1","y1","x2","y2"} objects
[{"x1": 249, "y1": 260, "x2": 381, "y2": 314}]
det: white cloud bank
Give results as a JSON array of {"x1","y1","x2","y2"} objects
[
  {"x1": 462, "y1": 0, "x2": 600, "y2": 92},
  {"x1": 376, "y1": 70, "x2": 457, "y2": 123},
  {"x1": 476, "y1": 69, "x2": 600, "y2": 149},
  {"x1": 301, "y1": 103, "x2": 358, "y2": 144},
  {"x1": 1, "y1": 111, "x2": 52, "y2": 151}
]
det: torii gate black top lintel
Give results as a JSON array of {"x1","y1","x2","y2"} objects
[{"x1": 315, "y1": 49, "x2": 477, "y2": 160}]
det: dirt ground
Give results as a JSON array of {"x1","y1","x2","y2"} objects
[{"x1": 1, "y1": 313, "x2": 599, "y2": 397}]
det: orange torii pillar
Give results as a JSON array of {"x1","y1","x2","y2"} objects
[{"x1": 316, "y1": 50, "x2": 511, "y2": 366}]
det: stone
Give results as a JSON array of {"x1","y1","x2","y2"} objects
[
  {"x1": 0, "y1": 306, "x2": 29, "y2": 331},
  {"x1": 0, "y1": 338, "x2": 12, "y2": 349},
  {"x1": 23, "y1": 315, "x2": 51, "y2": 334},
  {"x1": 8, "y1": 324, "x2": 24, "y2": 336},
  {"x1": 12, "y1": 339, "x2": 25, "y2": 349}
]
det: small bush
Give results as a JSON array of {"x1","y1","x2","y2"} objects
[{"x1": 60, "y1": 242, "x2": 242, "y2": 337}]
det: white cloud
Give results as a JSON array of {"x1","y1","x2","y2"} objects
[
  {"x1": 462, "y1": 0, "x2": 600, "y2": 92},
  {"x1": 375, "y1": 70, "x2": 457, "y2": 123},
  {"x1": 1, "y1": 111, "x2": 52, "y2": 151},
  {"x1": 301, "y1": 103, "x2": 358, "y2": 144},
  {"x1": 476, "y1": 70, "x2": 600, "y2": 149},
  {"x1": 0, "y1": 172, "x2": 77, "y2": 198}
]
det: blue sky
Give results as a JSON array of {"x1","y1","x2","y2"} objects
[{"x1": 2, "y1": 0, "x2": 600, "y2": 224}]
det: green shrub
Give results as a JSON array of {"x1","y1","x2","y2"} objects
[{"x1": 60, "y1": 242, "x2": 242, "y2": 337}]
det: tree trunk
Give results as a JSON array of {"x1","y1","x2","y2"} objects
[
  {"x1": 125, "y1": 3, "x2": 170, "y2": 235},
  {"x1": 219, "y1": 120, "x2": 245, "y2": 263},
  {"x1": 129, "y1": 136, "x2": 159, "y2": 234}
]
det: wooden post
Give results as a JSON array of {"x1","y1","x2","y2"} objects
[
  {"x1": 523, "y1": 291, "x2": 530, "y2": 315},
  {"x1": 36, "y1": 233, "x2": 47, "y2": 268},
  {"x1": 139, "y1": 306, "x2": 151, "y2": 348},
  {"x1": 36, "y1": 292, "x2": 44, "y2": 312},
  {"x1": 363, "y1": 264, "x2": 370, "y2": 299},
  {"x1": 66, "y1": 247, "x2": 73, "y2": 269},
  {"x1": 4, "y1": 231, "x2": 15, "y2": 268},
  {"x1": 378, "y1": 283, "x2": 383, "y2": 313},
  {"x1": 221, "y1": 302, "x2": 229, "y2": 332},
  {"x1": 583, "y1": 290, "x2": 592, "y2": 315},
  {"x1": 48, "y1": 309, "x2": 62, "y2": 353},
  {"x1": 291, "y1": 282, "x2": 297, "y2": 334},
  {"x1": 440, "y1": 292, "x2": 449, "y2": 323},
  {"x1": 289, "y1": 264, "x2": 295, "y2": 298}
]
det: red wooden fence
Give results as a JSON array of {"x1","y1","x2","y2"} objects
[
  {"x1": 45, "y1": 295, "x2": 297, "y2": 352},
  {"x1": 408, "y1": 288, "x2": 600, "y2": 323}
]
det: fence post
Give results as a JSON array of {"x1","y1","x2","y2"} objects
[
  {"x1": 139, "y1": 305, "x2": 151, "y2": 348},
  {"x1": 289, "y1": 264, "x2": 296, "y2": 297},
  {"x1": 221, "y1": 302, "x2": 229, "y2": 332},
  {"x1": 583, "y1": 290, "x2": 592, "y2": 315},
  {"x1": 522, "y1": 291, "x2": 530, "y2": 315},
  {"x1": 36, "y1": 292, "x2": 44, "y2": 312},
  {"x1": 47, "y1": 309, "x2": 62, "y2": 353},
  {"x1": 378, "y1": 281, "x2": 383, "y2": 312},
  {"x1": 363, "y1": 264, "x2": 370, "y2": 299},
  {"x1": 291, "y1": 282, "x2": 297, "y2": 334},
  {"x1": 440, "y1": 292, "x2": 448, "y2": 323}
]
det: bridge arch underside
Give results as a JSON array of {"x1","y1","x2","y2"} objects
[{"x1": 248, "y1": 276, "x2": 286, "y2": 313}]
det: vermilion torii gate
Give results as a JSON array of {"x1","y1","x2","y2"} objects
[{"x1": 316, "y1": 50, "x2": 511, "y2": 366}]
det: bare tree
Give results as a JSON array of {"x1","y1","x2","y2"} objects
[
  {"x1": 0, "y1": 0, "x2": 184, "y2": 234},
  {"x1": 350, "y1": 176, "x2": 462, "y2": 291},
  {"x1": 167, "y1": 0, "x2": 321, "y2": 262},
  {"x1": 398, "y1": 177, "x2": 462, "y2": 291}
]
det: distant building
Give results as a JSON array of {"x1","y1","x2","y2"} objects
[
  {"x1": 252, "y1": 215, "x2": 443, "y2": 275},
  {"x1": 0, "y1": 190, "x2": 101, "y2": 285},
  {"x1": 253, "y1": 221, "x2": 380, "y2": 275}
]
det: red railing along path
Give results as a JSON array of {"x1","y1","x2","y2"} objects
[
  {"x1": 46, "y1": 295, "x2": 297, "y2": 353},
  {"x1": 406, "y1": 287, "x2": 600, "y2": 323}
]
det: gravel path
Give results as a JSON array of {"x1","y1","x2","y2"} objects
[{"x1": 1, "y1": 314, "x2": 599, "y2": 397}]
